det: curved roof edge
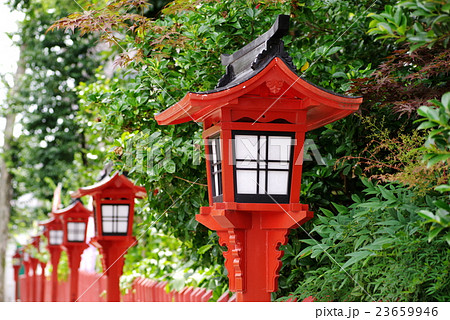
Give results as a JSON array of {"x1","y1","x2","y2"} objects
[
  {"x1": 71, "y1": 171, "x2": 147, "y2": 199},
  {"x1": 156, "y1": 57, "x2": 362, "y2": 127}
]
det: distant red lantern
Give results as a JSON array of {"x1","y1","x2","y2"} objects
[
  {"x1": 72, "y1": 172, "x2": 146, "y2": 302},
  {"x1": 40, "y1": 217, "x2": 63, "y2": 302},
  {"x1": 156, "y1": 15, "x2": 362, "y2": 301},
  {"x1": 54, "y1": 200, "x2": 92, "y2": 302}
]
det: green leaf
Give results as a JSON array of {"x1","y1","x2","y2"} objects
[
  {"x1": 325, "y1": 46, "x2": 342, "y2": 56},
  {"x1": 361, "y1": 237, "x2": 394, "y2": 250},
  {"x1": 379, "y1": 186, "x2": 397, "y2": 202},
  {"x1": 417, "y1": 121, "x2": 437, "y2": 130},
  {"x1": 332, "y1": 71, "x2": 347, "y2": 78},
  {"x1": 342, "y1": 251, "x2": 373, "y2": 269},
  {"x1": 428, "y1": 226, "x2": 444, "y2": 242},
  {"x1": 435, "y1": 184, "x2": 450, "y2": 193},
  {"x1": 427, "y1": 153, "x2": 450, "y2": 167},
  {"x1": 418, "y1": 210, "x2": 435, "y2": 221},
  {"x1": 378, "y1": 22, "x2": 394, "y2": 34},
  {"x1": 332, "y1": 202, "x2": 349, "y2": 214},
  {"x1": 197, "y1": 244, "x2": 213, "y2": 254},
  {"x1": 300, "y1": 239, "x2": 318, "y2": 246},
  {"x1": 445, "y1": 232, "x2": 450, "y2": 246},
  {"x1": 441, "y1": 92, "x2": 450, "y2": 109},
  {"x1": 319, "y1": 208, "x2": 334, "y2": 218},
  {"x1": 163, "y1": 159, "x2": 176, "y2": 173}
]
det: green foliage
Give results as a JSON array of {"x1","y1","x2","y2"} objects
[
  {"x1": 415, "y1": 92, "x2": 450, "y2": 245},
  {"x1": 417, "y1": 92, "x2": 450, "y2": 167},
  {"x1": 368, "y1": 0, "x2": 450, "y2": 51},
  {"x1": 278, "y1": 179, "x2": 449, "y2": 301}
]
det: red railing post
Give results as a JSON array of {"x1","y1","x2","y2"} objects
[{"x1": 39, "y1": 261, "x2": 46, "y2": 302}]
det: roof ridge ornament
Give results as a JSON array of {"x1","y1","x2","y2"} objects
[{"x1": 216, "y1": 14, "x2": 295, "y2": 89}]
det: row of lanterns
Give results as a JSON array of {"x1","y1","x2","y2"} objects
[
  {"x1": 12, "y1": 173, "x2": 146, "y2": 302},
  {"x1": 12, "y1": 15, "x2": 362, "y2": 302}
]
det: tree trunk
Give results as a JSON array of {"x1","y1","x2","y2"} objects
[{"x1": 0, "y1": 47, "x2": 24, "y2": 301}]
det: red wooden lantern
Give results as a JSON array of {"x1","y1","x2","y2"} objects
[
  {"x1": 40, "y1": 217, "x2": 63, "y2": 302},
  {"x1": 54, "y1": 200, "x2": 92, "y2": 302},
  {"x1": 12, "y1": 249, "x2": 22, "y2": 301},
  {"x1": 156, "y1": 15, "x2": 362, "y2": 301},
  {"x1": 72, "y1": 172, "x2": 146, "y2": 302}
]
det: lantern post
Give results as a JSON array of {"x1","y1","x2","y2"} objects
[
  {"x1": 155, "y1": 15, "x2": 362, "y2": 301},
  {"x1": 39, "y1": 260, "x2": 47, "y2": 302},
  {"x1": 54, "y1": 200, "x2": 92, "y2": 302},
  {"x1": 36, "y1": 235, "x2": 47, "y2": 302},
  {"x1": 72, "y1": 172, "x2": 146, "y2": 302},
  {"x1": 40, "y1": 217, "x2": 64, "y2": 302},
  {"x1": 30, "y1": 236, "x2": 41, "y2": 302},
  {"x1": 12, "y1": 249, "x2": 22, "y2": 301},
  {"x1": 22, "y1": 249, "x2": 31, "y2": 302}
]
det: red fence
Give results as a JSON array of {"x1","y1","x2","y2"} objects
[
  {"x1": 18, "y1": 271, "x2": 236, "y2": 302},
  {"x1": 18, "y1": 271, "x2": 314, "y2": 302},
  {"x1": 19, "y1": 271, "x2": 107, "y2": 302}
]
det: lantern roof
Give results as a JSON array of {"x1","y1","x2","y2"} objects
[
  {"x1": 53, "y1": 199, "x2": 92, "y2": 217},
  {"x1": 39, "y1": 216, "x2": 61, "y2": 227},
  {"x1": 71, "y1": 171, "x2": 147, "y2": 199},
  {"x1": 155, "y1": 15, "x2": 362, "y2": 131}
]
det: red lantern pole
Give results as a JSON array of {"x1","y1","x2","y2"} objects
[
  {"x1": 39, "y1": 261, "x2": 47, "y2": 302},
  {"x1": 94, "y1": 240, "x2": 132, "y2": 302},
  {"x1": 66, "y1": 247, "x2": 85, "y2": 302},
  {"x1": 49, "y1": 246, "x2": 62, "y2": 302},
  {"x1": 30, "y1": 257, "x2": 39, "y2": 302},
  {"x1": 22, "y1": 252, "x2": 31, "y2": 302},
  {"x1": 40, "y1": 216, "x2": 64, "y2": 302},
  {"x1": 12, "y1": 251, "x2": 21, "y2": 301}
]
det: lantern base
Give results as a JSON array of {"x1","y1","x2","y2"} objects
[
  {"x1": 197, "y1": 203, "x2": 313, "y2": 302},
  {"x1": 90, "y1": 237, "x2": 136, "y2": 302}
]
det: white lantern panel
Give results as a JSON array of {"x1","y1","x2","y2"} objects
[
  {"x1": 258, "y1": 171, "x2": 266, "y2": 194},
  {"x1": 49, "y1": 230, "x2": 64, "y2": 245},
  {"x1": 102, "y1": 221, "x2": 113, "y2": 233},
  {"x1": 117, "y1": 205, "x2": 129, "y2": 218},
  {"x1": 208, "y1": 136, "x2": 223, "y2": 200},
  {"x1": 67, "y1": 222, "x2": 86, "y2": 242},
  {"x1": 235, "y1": 135, "x2": 258, "y2": 160},
  {"x1": 268, "y1": 136, "x2": 292, "y2": 161},
  {"x1": 211, "y1": 139, "x2": 218, "y2": 163},
  {"x1": 214, "y1": 172, "x2": 220, "y2": 197},
  {"x1": 268, "y1": 162, "x2": 290, "y2": 170},
  {"x1": 236, "y1": 170, "x2": 257, "y2": 194},
  {"x1": 101, "y1": 204, "x2": 130, "y2": 235},
  {"x1": 236, "y1": 160, "x2": 257, "y2": 169},
  {"x1": 117, "y1": 221, "x2": 128, "y2": 234},
  {"x1": 233, "y1": 131, "x2": 294, "y2": 203},
  {"x1": 102, "y1": 205, "x2": 113, "y2": 218},
  {"x1": 259, "y1": 136, "x2": 267, "y2": 160},
  {"x1": 267, "y1": 171, "x2": 289, "y2": 195}
]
